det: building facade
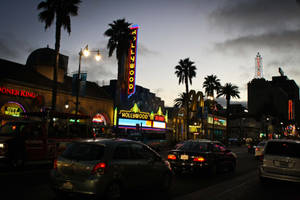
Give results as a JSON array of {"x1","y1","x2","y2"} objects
[{"x1": 0, "y1": 48, "x2": 114, "y2": 135}]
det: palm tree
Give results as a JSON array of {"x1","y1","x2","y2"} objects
[
  {"x1": 203, "y1": 75, "x2": 221, "y2": 98},
  {"x1": 174, "y1": 92, "x2": 189, "y2": 108},
  {"x1": 217, "y1": 83, "x2": 240, "y2": 143},
  {"x1": 104, "y1": 18, "x2": 133, "y2": 106},
  {"x1": 37, "y1": 0, "x2": 81, "y2": 111},
  {"x1": 174, "y1": 58, "x2": 197, "y2": 139}
]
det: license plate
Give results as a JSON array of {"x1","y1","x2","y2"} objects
[
  {"x1": 180, "y1": 155, "x2": 189, "y2": 160},
  {"x1": 62, "y1": 181, "x2": 73, "y2": 190}
]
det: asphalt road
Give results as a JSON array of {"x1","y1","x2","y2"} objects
[{"x1": 1, "y1": 146, "x2": 299, "y2": 200}]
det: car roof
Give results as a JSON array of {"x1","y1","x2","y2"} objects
[
  {"x1": 73, "y1": 138, "x2": 143, "y2": 146},
  {"x1": 266, "y1": 139, "x2": 300, "y2": 144}
]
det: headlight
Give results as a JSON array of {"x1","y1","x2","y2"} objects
[{"x1": 0, "y1": 143, "x2": 4, "y2": 148}]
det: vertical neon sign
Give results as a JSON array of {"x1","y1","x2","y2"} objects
[
  {"x1": 288, "y1": 100, "x2": 293, "y2": 120},
  {"x1": 127, "y1": 25, "x2": 139, "y2": 98}
]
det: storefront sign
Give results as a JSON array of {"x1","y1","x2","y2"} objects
[
  {"x1": 1, "y1": 102, "x2": 26, "y2": 117},
  {"x1": 0, "y1": 86, "x2": 37, "y2": 98},
  {"x1": 127, "y1": 25, "x2": 139, "y2": 98},
  {"x1": 92, "y1": 113, "x2": 106, "y2": 125}
]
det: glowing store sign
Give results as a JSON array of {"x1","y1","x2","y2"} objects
[
  {"x1": 127, "y1": 25, "x2": 139, "y2": 98},
  {"x1": 92, "y1": 114, "x2": 106, "y2": 124},
  {"x1": 153, "y1": 121, "x2": 166, "y2": 129},
  {"x1": 1, "y1": 101, "x2": 26, "y2": 117},
  {"x1": 0, "y1": 86, "x2": 37, "y2": 98}
]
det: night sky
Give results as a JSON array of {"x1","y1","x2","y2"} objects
[{"x1": 1, "y1": 0, "x2": 300, "y2": 107}]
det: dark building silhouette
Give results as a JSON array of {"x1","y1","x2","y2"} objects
[{"x1": 248, "y1": 74, "x2": 300, "y2": 125}]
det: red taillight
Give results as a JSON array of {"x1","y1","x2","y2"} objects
[
  {"x1": 168, "y1": 154, "x2": 176, "y2": 160},
  {"x1": 193, "y1": 156, "x2": 205, "y2": 162},
  {"x1": 53, "y1": 159, "x2": 57, "y2": 169},
  {"x1": 255, "y1": 148, "x2": 259, "y2": 151},
  {"x1": 92, "y1": 162, "x2": 106, "y2": 175}
]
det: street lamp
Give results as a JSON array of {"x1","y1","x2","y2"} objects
[{"x1": 75, "y1": 45, "x2": 101, "y2": 122}]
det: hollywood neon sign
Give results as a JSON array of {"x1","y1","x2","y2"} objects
[
  {"x1": 127, "y1": 25, "x2": 139, "y2": 98},
  {"x1": 0, "y1": 86, "x2": 37, "y2": 98}
]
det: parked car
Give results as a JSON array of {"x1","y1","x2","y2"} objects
[
  {"x1": 50, "y1": 138, "x2": 173, "y2": 199},
  {"x1": 167, "y1": 139, "x2": 237, "y2": 175},
  {"x1": 259, "y1": 139, "x2": 300, "y2": 183},
  {"x1": 255, "y1": 141, "x2": 266, "y2": 159}
]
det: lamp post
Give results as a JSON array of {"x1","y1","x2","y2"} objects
[{"x1": 75, "y1": 45, "x2": 101, "y2": 123}]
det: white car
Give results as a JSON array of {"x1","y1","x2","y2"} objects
[
  {"x1": 255, "y1": 141, "x2": 266, "y2": 158},
  {"x1": 259, "y1": 139, "x2": 300, "y2": 183}
]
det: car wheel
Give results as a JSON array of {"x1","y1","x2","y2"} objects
[
  {"x1": 161, "y1": 173, "x2": 172, "y2": 192},
  {"x1": 105, "y1": 182, "x2": 122, "y2": 200}
]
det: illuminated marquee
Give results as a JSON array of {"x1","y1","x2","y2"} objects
[
  {"x1": 116, "y1": 104, "x2": 167, "y2": 130},
  {"x1": 119, "y1": 110, "x2": 150, "y2": 120},
  {"x1": 0, "y1": 86, "x2": 37, "y2": 98},
  {"x1": 127, "y1": 25, "x2": 139, "y2": 98}
]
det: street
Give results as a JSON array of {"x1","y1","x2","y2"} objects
[{"x1": 0, "y1": 146, "x2": 300, "y2": 200}]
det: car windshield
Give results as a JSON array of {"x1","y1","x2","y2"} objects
[
  {"x1": 178, "y1": 141, "x2": 208, "y2": 152},
  {"x1": 265, "y1": 141, "x2": 300, "y2": 158},
  {"x1": 61, "y1": 142, "x2": 105, "y2": 161}
]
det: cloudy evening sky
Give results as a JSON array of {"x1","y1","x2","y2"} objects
[{"x1": 1, "y1": 0, "x2": 300, "y2": 107}]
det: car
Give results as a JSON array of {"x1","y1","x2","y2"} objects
[
  {"x1": 259, "y1": 139, "x2": 300, "y2": 183},
  {"x1": 167, "y1": 139, "x2": 237, "y2": 175},
  {"x1": 254, "y1": 141, "x2": 266, "y2": 159},
  {"x1": 50, "y1": 138, "x2": 173, "y2": 199}
]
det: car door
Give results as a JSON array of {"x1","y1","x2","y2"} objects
[
  {"x1": 130, "y1": 143, "x2": 163, "y2": 188},
  {"x1": 211, "y1": 143, "x2": 228, "y2": 169},
  {"x1": 111, "y1": 143, "x2": 140, "y2": 189},
  {"x1": 24, "y1": 123, "x2": 47, "y2": 161}
]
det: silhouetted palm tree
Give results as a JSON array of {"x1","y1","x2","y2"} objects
[
  {"x1": 217, "y1": 83, "x2": 240, "y2": 143},
  {"x1": 37, "y1": 0, "x2": 81, "y2": 111},
  {"x1": 174, "y1": 92, "x2": 189, "y2": 108},
  {"x1": 203, "y1": 75, "x2": 221, "y2": 98},
  {"x1": 175, "y1": 58, "x2": 197, "y2": 139},
  {"x1": 104, "y1": 18, "x2": 133, "y2": 106},
  {"x1": 217, "y1": 83, "x2": 240, "y2": 110}
]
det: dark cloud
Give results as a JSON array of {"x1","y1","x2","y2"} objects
[
  {"x1": 214, "y1": 30, "x2": 300, "y2": 79},
  {"x1": 210, "y1": 0, "x2": 300, "y2": 34},
  {"x1": 215, "y1": 30, "x2": 300, "y2": 53},
  {"x1": 0, "y1": 32, "x2": 32, "y2": 63}
]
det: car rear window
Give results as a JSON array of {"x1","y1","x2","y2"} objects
[
  {"x1": 61, "y1": 142, "x2": 105, "y2": 161},
  {"x1": 265, "y1": 141, "x2": 300, "y2": 158},
  {"x1": 179, "y1": 141, "x2": 208, "y2": 152}
]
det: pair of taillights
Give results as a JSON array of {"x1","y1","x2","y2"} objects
[
  {"x1": 167, "y1": 154, "x2": 205, "y2": 162},
  {"x1": 53, "y1": 160, "x2": 106, "y2": 175}
]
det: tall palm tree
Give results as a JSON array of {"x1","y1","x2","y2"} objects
[
  {"x1": 203, "y1": 75, "x2": 221, "y2": 98},
  {"x1": 175, "y1": 58, "x2": 197, "y2": 139},
  {"x1": 104, "y1": 18, "x2": 133, "y2": 106},
  {"x1": 217, "y1": 83, "x2": 240, "y2": 143},
  {"x1": 37, "y1": 0, "x2": 81, "y2": 111}
]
